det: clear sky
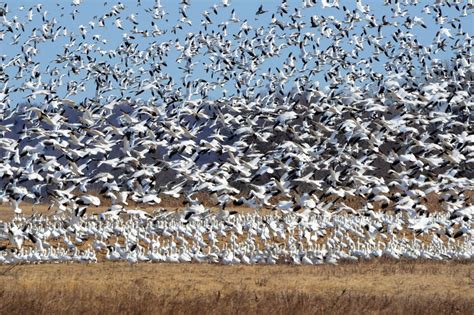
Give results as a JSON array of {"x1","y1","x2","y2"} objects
[{"x1": 0, "y1": 0, "x2": 471, "y2": 107}]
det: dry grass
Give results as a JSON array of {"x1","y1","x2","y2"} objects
[{"x1": 0, "y1": 260, "x2": 472, "y2": 314}]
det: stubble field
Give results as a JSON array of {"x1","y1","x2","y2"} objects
[
  {"x1": 0, "y1": 259, "x2": 473, "y2": 314},
  {"x1": 1, "y1": 195, "x2": 473, "y2": 314}
]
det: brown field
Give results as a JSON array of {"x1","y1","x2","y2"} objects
[{"x1": 0, "y1": 259, "x2": 473, "y2": 314}]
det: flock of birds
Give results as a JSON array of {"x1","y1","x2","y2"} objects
[
  {"x1": 0, "y1": 0, "x2": 473, "y2": 264},
  {"x1": 1, "y1": 208, "x2": 473, "y2": 264}
]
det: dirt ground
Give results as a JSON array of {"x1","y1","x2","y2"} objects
[{"x1": 0, "y1": 259, "x2": 472, "y2": 314}]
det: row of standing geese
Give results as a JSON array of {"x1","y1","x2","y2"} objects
[{"x1": 1, "y1": 205, "x2": 473, "y2": 264}]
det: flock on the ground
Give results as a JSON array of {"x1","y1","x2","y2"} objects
[
  {"x1": 0, "y1": 0, "x2": 472, "y2": 264},
  {"x1": 1, "y1": 207, "x2": 473, "y2": 264}
]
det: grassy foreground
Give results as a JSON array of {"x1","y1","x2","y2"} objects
[{"x1": 0, "y1": 260, "x2": 472, "y2": 314}]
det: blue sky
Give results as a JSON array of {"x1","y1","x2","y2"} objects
[{"x1": 0, "y1": 0, "x2": 471, "y2": 107}]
